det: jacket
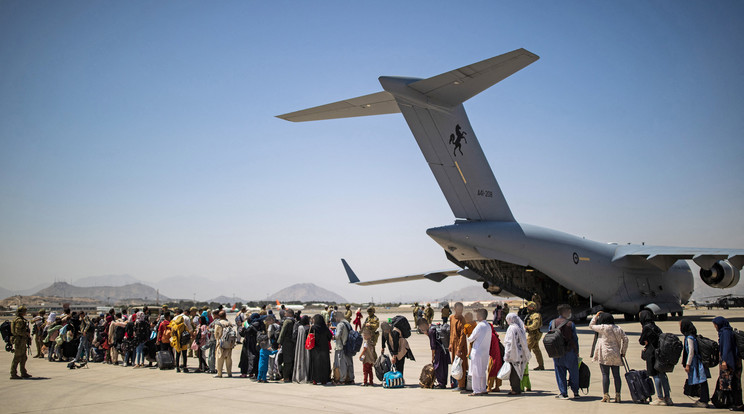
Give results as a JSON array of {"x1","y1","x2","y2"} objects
[{"x1": 589, "y1": 314, "x2": 629, "y2": 366}]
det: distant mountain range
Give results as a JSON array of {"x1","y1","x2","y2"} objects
[
  {"x1": 33, "y1": 282, "x2": 169, "y2": 302},
  {"x1": 266, "y1": 283, "x2": 347, "y2": 303}
]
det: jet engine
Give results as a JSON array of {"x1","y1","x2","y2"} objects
[
  {"x1": 482, "y1": 281, "x2": 503, "y2": 296},
  {"x1": 700, "y1": 260, "x2": 740, "y2": 289}
]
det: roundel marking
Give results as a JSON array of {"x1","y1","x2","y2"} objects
[{"x1": 573, "y1": 252, "x2": 579, "y2": 264}]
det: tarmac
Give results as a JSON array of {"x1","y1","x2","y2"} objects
[{"x1": 3, "y1": 308, "x2": 741, "y2": 414}]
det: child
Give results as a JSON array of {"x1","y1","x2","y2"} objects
[
  {"x1": 359, "y1": 328, "x2": 378, "y2": 386},
  {"x1": 257, "y1": 333, "x2": 278, "y2": 383}
]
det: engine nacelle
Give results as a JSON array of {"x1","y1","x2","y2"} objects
[
  {"x1": 700, "y1": 260, "x2": 740, "y2": 289},
  {"x1": 482, "y1": 281, "x2": 503, "y2": 296}
]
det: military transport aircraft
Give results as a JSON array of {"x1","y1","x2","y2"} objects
[{"x1": 278, "y1": 48, "x2": 744, "y2": 321}]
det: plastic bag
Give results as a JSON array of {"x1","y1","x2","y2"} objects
[
  {"x1": 497, "y1": 361, "x2": 512, "y2": 380},
  {"x1": 451, "y1": 356, "x2": 463, "y2": 380}
]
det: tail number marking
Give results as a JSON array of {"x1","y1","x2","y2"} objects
[{"x1": 477, "y1": 190, "x2": 493, "y2": 198}]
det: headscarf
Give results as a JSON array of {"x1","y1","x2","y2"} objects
[
  {"x1": 713, "y1": 316, "x2": 737, "y2": 367},
  {"x1": 136, "y1": 311, "x2": 146, "y2": 323},
  {"x1": 597, "y1": 312, "x2": 615, "y2": 325},
  {"x1": 312, "y1": 314, "x2": 327, "y2": 329},
  {"x1": 638, "y1": 309, "x2": 655, "y2": 326},
  {"x1": 300, "y1": 315, "x2": 310, "y2": 326},
  {"x1": 679, "y1": 318, "x2": 697, "y2": 337},
  {"x1": 47, "y1": 312, "x2": 57, "y2": 324}
]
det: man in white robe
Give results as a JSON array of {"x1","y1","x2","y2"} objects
[{"x1": 467, "y1": 308, "x2": 492, "y2": 396}]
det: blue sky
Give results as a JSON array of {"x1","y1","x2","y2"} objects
[{"x1": 1, "y1": 1, "x2": 742, "y2": 302}]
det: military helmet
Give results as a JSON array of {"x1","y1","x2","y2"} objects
[
  {"x1": 527, "y1": 301, "x2": 537, "y2": 309},
  {"x1": 367, "y1": 306, "x2": 376, "y2": 314},
  {"x1": 17, "y1": 305, "x2": 27, "y2": 314}
]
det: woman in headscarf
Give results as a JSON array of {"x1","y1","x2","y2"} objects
[
  {"x1": 238, "y1": 313, "x2": 260, "y2": 378},
  {"x1": 638, "y1": 309, "x2": 672, "y2": 406},
  {"x1": 590, "y1": 311, "x2": 628, "y2": 403},
  {"x1": 713, "y1": 316, "x2": 743, "y2": 409},
  {"x1": 503, "y1": 313, "x2": 531, "y2": 395},
  {"x1": 308, "y1": 314, "x2": 332, "y2": 385},
  {"x1": 487, "y1": 325, "x2": 503, "y2": 392},
  {"x1": 293, "y1": 315, "x2": 311, "y2": 383},
  {"x1": 680, "y1": 319, "x2": 710, "y2": 408}
]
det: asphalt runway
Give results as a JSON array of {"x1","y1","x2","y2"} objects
[{"x1": 3, "y1": 308, "x2": 740, "y2": 414}]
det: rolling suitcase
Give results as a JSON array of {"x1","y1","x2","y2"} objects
[
  {"x1": 157, "y1": 350, "x2": 175, "y2": 370},
  {"x1": 623, "y1": 357, "x2": 654, "y2": 404}
]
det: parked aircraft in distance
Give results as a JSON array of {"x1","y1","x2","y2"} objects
[
  {"x1": 279, "y1": 48, "x2": 744, "y2": 321},
  {"x1": 276, "y1": 300, "x2": 304, "y2": 311}
]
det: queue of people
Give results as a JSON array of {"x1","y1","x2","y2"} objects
[{"x1": 7, "y1": 301, "x2": 744, "y2": 410}]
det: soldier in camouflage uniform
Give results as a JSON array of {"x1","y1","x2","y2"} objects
[
  {"x1": 524, "y1": 301, "x2": 544, "y2": 371},
  {"x1": 10, "y1": 305, "x2": 32, "y2": 379},
  {"x1": 362, "y1": 307, "x2": 380, "y2": 346}
]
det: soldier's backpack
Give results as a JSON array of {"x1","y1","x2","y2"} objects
[
  {"x1": 419, "y1": 363, "x2": 436, "y2": 388},
  {"x1": 219, "y1": 323, "x2": 237, "y2": 349},
  {"x1": 0, "y1": 320, "x2": 12, "y2": 352},
  {"x1": 543, "y1": 319, "x2": 570, "y2": 359},
  {"x1": 435, "y1": 322, "x2": 450, "y2": 349},
  {"x1": 697, "y1": 335, "x2": 720, "y2": 368},
  {"x1": 391, "y1": 316, "x2": 412, "y2": 339},
  {"x1": 342, "y1": 322, "x2": 363, "y2": 356},
  {"x1": 654, "y1": 333, "x2": 682, "y2": 372}
]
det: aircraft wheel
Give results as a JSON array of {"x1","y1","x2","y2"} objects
[{"x1": 658, "y1": 313, "x2": 668, "y2": 321}]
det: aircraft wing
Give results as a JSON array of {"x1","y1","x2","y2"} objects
[
  {"x1": 612, "y1": 245, "x2": 744, "y2": 271},
  {"x1": 342, "y1": 259, "x2": 461, "y2": 286},
  {"x1": 276, "y1": 91, "x2": 399, "y2": 122}
]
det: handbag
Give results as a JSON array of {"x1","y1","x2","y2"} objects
[
  {"x1": 497, "y1": 361, "x2": 512, "y2": 380},
  {"x1": 305, "y1": 332, "x2": 315, "y2": 350},
  {"x1": 451, "y1": 356, "x2": 463, "y2": 380}
]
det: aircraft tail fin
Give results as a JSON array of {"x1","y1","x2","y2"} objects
[{"x1": 278, "y1": 49, "x2": 539, "y2": 221}]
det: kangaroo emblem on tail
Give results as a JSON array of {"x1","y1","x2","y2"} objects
[{"x1": 448, "y1": 124, "x2": 468, "y2": 156}]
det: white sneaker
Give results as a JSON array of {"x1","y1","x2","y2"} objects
[{"x1": 649, "y1": 399, "x2": 667, "y2": 406}]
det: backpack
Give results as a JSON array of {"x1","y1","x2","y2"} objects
[
  {"x1": 654, "y1": 333, "x2": 682, "y2": 371},
  {"x1": 734, "y1": 329, "x2": 744, "y2": 358},
  {"x1": 342, "y1": 322, "x2": 363, "y2": 356},
  {"x1": 125, "y1": 321, "x2": 134, "y2": 339},
  {"x1": 391, "y1": 316, "x2": 411, "y2": 339},
  {"x1": 694, "y1": 335, "x2": 719, "y2": 368},
  {"x1": 543, "y1": 319, "x2": 569, "y2": 359},
  {"x1": 0, "y1": 321, "x2": 12, "y2": 351},
  {"x1": 114, "y1": 325, "x2": 125, "y2": 344},
  {"x1": 435, "y1": 323, "x2": 450, "y2": 349},
  {"x1": 135, "y1": 320, "x2": 150, "y2": 341},
  {"x1": 219, "y1": 323, "x2": 237, "y2": 349},
  {"x1": 374, "y1": 353, "x2": 392, "y2": 381},
  {"x1": 419, "y1": 363, "x2": 436, "y2": 388}
]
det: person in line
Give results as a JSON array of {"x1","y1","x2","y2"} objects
[
  {"x1": 589, "y1": 311, "x2": 628, "y2": 403},
  {"x1": 551, "y1": 304, "x2": 580, "y2": 400},
  {"x1": 680, "y1": 319, "x2": 710, "y2": 408},
  {"x1": 293, "y1": 315, "x2": 311, "y2": 384},
  {"x1": 353, "y1": 308, "x2": 362, "y2": 332},
  {"x1": 321, "y1": 306, "x2": 329, "y2": 325},
  {"x1": 503, "y1": 313, "x2": 530, "y2": 395},
  {"x1": 344, "y1": 304, "x2": 353, "y2": 322},
  {"x1": 467, "y1": 309, "x2": 492, "y2": 396},
  {"x1": 387, "y1": 317, "x2": 414, "y2": 374},
  {"x1": 524, "y1": 301, "x2": 545, "y2": 371},
  {"x1": 132, "y1": 311, "x2": 149, "y2": 368},
  {"x1": 487, "y1": 324, "x2": 503, "y2": 392},
  {"x1": 417, "y1": 317, "x2": 450, "y2": 389},
  {"x1": 206, "y1": 309, "x2": 219, "y2": 374},
  {"x1": 278, "y1": 309, "x2": 296, "y2": 382},
  {"x1": 169, "y1": 309, "x2": 191, "y2": 373},
  {"x1": 9, "y1": 306, "x2": 32, "y2": 379},
  {"x1": 214, "y1": 310, "x2": 234, "y2": 378},
  {"x1": 449, "y1": 302, "x2": 469, "y2": 391},
  {"x1": 238, "y1": 313, "x2": 259, "y2": 378},
  {"x1": 714, "y1": 316, "x2": 743, "y2": 410},
  {"x1": 359, "y1": 327, "x2": 378, "y2": 386},
  {"x1": 32, "y1": 309, "x2": 46, "y2": 358},
  {"x1": 74, "y1": 310, "x2": 93, "y2": 365},
  {"x1": 194, "y1": 315, "x2": 209, "y2": 372},
  {"x1": 333, "y1": 312, "x2": 355, "y2": 384},
  {"x1": 157, "y1": 311, "x2": 172, "y2": 353},
  {"x1": 441, "y1": 302, "x2": 451, "y2": 324},
  {"x1": 639, "y1": 309, "x2": 673, "y2": 406},
  {"x1": 256, "y1": 330, "x2": 277, "y2": 383},
  {"x1": 308, "y1": 314, "x2": 332, "y2": 385}
]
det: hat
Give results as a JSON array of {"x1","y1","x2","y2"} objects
[
  {"x1": 161, "y1": 304, "x2": 168, "y2": 309},
  {"x1": 527, "y1": 301, "x2": 537, "y2": 309},
  {"x1": 367, "y1": 307, "x2": 376, "y2": 314},
  {"x1": 202, "y1": 306, "x2": 209, "y2": 311},
  {"x1": 17, "y1": 305, "x2": 27, "y2": 313},
  {"x1": 189, "y1": 307, "x2": 197, "y2": 312}
]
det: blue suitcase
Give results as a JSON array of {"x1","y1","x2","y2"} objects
[
  {"x1": 623, "y1": 357, "x2": 654, "y2": 403},
  {"x1": 383, "y1": 366, "x2": 404, "y2": 388}
]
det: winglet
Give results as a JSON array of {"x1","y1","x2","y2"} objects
[{"x1": 341, "y1": 259, "x2": 361, "y2": 283}]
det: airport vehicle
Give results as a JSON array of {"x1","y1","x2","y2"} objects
[{"x1": 278, "y1": 48, "x2": 744, "y2": 320}]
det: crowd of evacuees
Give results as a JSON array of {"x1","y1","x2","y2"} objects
[{"x1": 10, "y1": 299, "x2": 744, "y2": 410}]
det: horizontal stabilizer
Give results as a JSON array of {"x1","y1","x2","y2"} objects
[{"x1": 277, "y1": 91, "x2": 399, "y2": 122}]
